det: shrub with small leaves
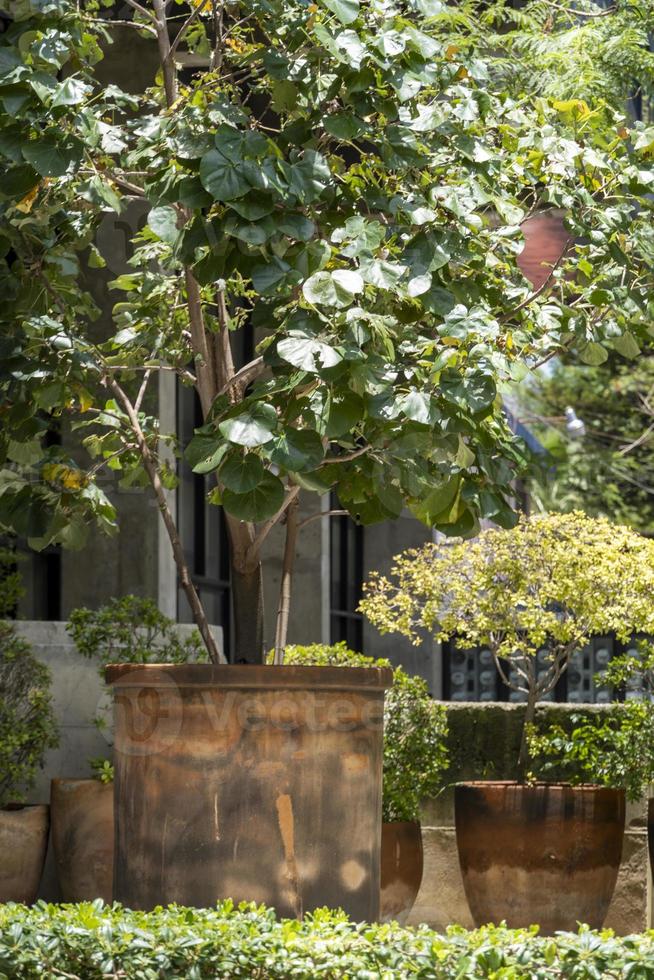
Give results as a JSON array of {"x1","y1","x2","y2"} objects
[
  {"x1": 528, "y1": 704, "x2": 654, "y2": 802},
  {"x1": 67, "y1": 595, "x2": 207, "y2": 668},
  {"x1": 0, "y1": 622, "x2": 58, "y2": 808},
  {"x1": 1, "y1": 902, "x2": 654, "y2": 978},
  {"x1": 277, "y1": 643, "x2": 448, "y2": 822}
]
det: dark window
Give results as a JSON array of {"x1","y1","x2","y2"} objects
[
  {"x1": 177, "y1": 382, "x2": 232, "y2": 657},
  {"x1": 443, "y1": 635, "x2": 622, "y2": 704},
  {"x1": 329, "y1": 494, "x2": 364, "y2": 651}
]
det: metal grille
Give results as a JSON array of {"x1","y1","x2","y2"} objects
[{"x1": 444, "y1": 635, "x2": 618, "y2": 703}]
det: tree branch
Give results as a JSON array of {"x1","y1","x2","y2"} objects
[
  {"x1": 169, "y1": 0, "x2": 212, "y2": 58},
  {"x1": 185, "y1": 269, "x2": 218, "y2": 416},
  {"x1": 215, "y1": 288, "x2": 236, "y2": 397},
  {"x1": 217, "y1": 355, "x2": 264, "y2": 398},
  {"x1": 273, "y1": 492, "x2": 299, "y2": 664},
  {"x1": 247, "y1": 484, "x2": 301, "y2": 561},
  {"x1": 320, "y1": 445, "x2": 370, "y2": 465},
  {"x1": 151, "y1": 0, "x2": 177, "y2": 105},
  {"x1": 297, "y1": 509, "x2": 348, "y2": 530},
  {"x1": 122, "y1": 0, "x2": 158, "y2": 24},
  {"x1": 106, "y1": 375, "x2": 221, "y2": 664}
]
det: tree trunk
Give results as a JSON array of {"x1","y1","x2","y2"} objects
[
  {"x1": 230, "y1": 564, "x2": 265, "y2": 664},
  {"x1": 517, "y1": 683, "x2": 538, "y2": 783},
  {"x1": 273, "y1": 495, "x2": 299, "y2": 665}
]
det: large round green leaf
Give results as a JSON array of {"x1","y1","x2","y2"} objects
[
  {"x1": 186, "y1": 434, "x2": 229, "y2": 474},
  {"x1": 200, "y1": 148, "x2": 249, "y2": 201},
  {"x1": 219, "y1": 404, "x2": 277, "y2": 447},
  {"x1": 270, "y1": 429, "x2": 325, "y2": 470},
  {"x1": 219, "y1": 453, "x2": 265, "y2": 492},
  {"x1": 302, "y1": 269, "x2": 363, "y2": 308},
  {"x1": 277, "y1": 333, "x2": 342, "y2": 372},
  {"x1": 222, "y1": 471, "x2": 285, "y2": 521}
]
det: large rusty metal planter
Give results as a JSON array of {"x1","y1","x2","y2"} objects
[
  {"x1": 51, "y1": 779, "x2": 114, "y2": 902},
  {"x1": 107, "y1": 663, "x2": 391, "y2": 918},
  {"x1": 455, "y1": 782, "x2": 625, "y2": 933},
  {"x1": 380, "y1": 821, "x2": 423, "y2": 924},
  {"x1": 0, "y1": 805, "x2": 50, "y2": 903}
]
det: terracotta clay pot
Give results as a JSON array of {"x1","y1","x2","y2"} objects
[
  {"x1": 455, "y1": 782, "x2": 625, "y2": 933},
  {"x1": 107, "y1": 663, "x2": 391, "y2": 918},
  {"x1": 380, "y1": 821, "x2": 423, "y2": 924},
  {"x1": 517, "y1": 209, "x2": 570, "y2": 290},
  {"x1": 0, "y1": 804, "x2": 50, "y2": 903},
  {"x1": 51, "y1": 779, "x2": 114, "y2": 902}
]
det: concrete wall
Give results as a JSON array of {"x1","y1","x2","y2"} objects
[{"x1": 409, "y1": 702, "x2": 652, "y2": 934}]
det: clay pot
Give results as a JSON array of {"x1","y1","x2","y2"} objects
[
  {"x1": 455, "y1": 782, "x2": 624, "y2": 933},
  {"x1": 380, "y1": 821, "x2": 423, "y2": 924},
  {"x1": 517, "y1": 209, "x2": 570, "y2": 290},
  {"x1": 106, "y1": 663, "x2": 391, "y2": 919},
  {"x1": 647, "y1": 799, "x2": 654, "y2": 874},
  {"x1": 51, "y1": 779, "x2": 114, "y2": 902},
  {"x1": 0, "y1": 804, "x2": 50, "y2": 903}
]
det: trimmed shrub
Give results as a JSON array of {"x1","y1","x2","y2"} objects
[{"x1": 1, "y1": 902, "x2": 654, "y2": 979}]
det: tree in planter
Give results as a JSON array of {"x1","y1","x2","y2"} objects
[
  {"x1": 275, "y1": 643, "x2": 449, "y2": 822},
  {"x1": 360, "y1": 511, "x2": 654, "y2": 778},
  {"x1": 2, "y1": 2, "x2": 654, "y2": 662}
]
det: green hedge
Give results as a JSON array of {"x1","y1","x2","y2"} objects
[{"x1": 2, "y1": 902, "x2": 654, "y2": 979}]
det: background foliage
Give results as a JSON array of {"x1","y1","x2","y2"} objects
[{"x1": 525, "y1": 354, "x2": 654, "y2": 530}]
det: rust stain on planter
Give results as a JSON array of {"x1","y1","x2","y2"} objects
[
  {"x1": 0, "y1": 805, "x2": 50, "y2": 903},
  {"x1": 380, "y1": 821, "x2": 423, "y2": 924},
  {"x1": 51, "y1": 779, "x2": 114, "y2": 902},
  {"x1": 107, "y1": 663, "x2": 391, "y2": 919},
  {"x1": 276, "y1": 792, "x2": 302, "y2": 919},
  {"x1": 455, "y1": 782, "x2": 625, "y2": 932}
]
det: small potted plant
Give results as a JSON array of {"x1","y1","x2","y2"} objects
[
  {"x1": 0, "y1": 622, "x2": 58, "y2": 903},
  {"x1": 50, "y1": 596, "x2": 205, "y2": 903},
  {"x1": 360, "y1": 512, "x2": 654, "y2": 932},
  {"x1": 277, "y1": 643, "x2": 448, "y2": 923},
  {"x1": 0, "y1": 549, "x2": 58, "y2": 903}
]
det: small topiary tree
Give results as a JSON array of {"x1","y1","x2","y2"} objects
[
  {"x1": 360, "y1": 512, "x2": 654, "y2": 779},
  {"x1": 277, "y1": 643, "x2": 448, "y2": 822}
]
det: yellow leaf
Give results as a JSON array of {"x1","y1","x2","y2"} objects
[
  {"x1": 15, "y1": 184, "x2": 40, "y2": 214},
  {"x1": 77, "y1": 388, "x2": 94, "y2": 413},
  {"x1": 445, "y1": 44, "x2": 459, "y2": 60},
  {"x1": 42, "y1": 463, "x2": 86, "y2": 490}
]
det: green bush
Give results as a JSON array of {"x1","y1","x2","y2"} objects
[
  {"x1": 276, "y1": 643, "x2": 448, "y2": 823},
  {"x1": 67, "y1": 596, "x2": 206, "y2": 668},
  {"x1": 0, "y1": 623, "x2": 58, "y2": 808},
  {"x1": 1, "y1": 902, "x2": 654, "y2": 979},
  {"x1": 68, "y1": 596, "x2": 207, "y2": 780}
]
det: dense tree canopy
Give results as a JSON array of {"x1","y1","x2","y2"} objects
[{"x1": 1, "y1": 0, "x2": 654, "y2": 657}]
